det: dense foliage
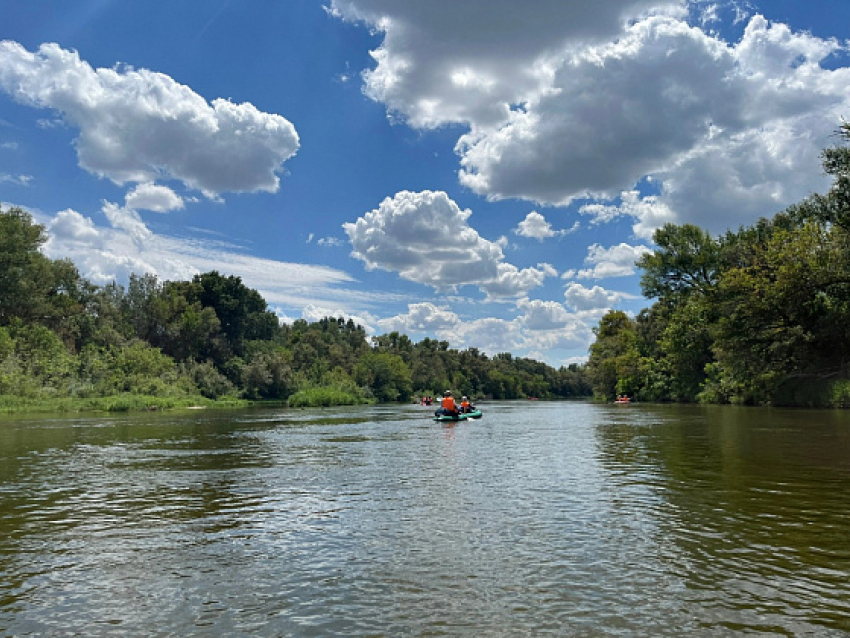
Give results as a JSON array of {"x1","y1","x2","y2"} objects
[
  {"x1": 587, "y1": 123, "x2": 850, "y2": 407},
  {"x1": 0, "y1": 208, "x2": 590, "y2": 411}
]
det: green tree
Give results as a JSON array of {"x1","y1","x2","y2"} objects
[
  {"x1": 586, "y1": 311, "x2": 642, "y2": 400},
  {"x1": 157, "y1": 282, "x2": 225, "y2": 362},
  {"x1": 793, "y1": 122, "x2": 850, "y2": 232},
  {"x1": 105, "y1": 340, "x2": 181, "y2": 395},
  {"x1": 0, "y1": 206, "x2": 89, "y2": 341},
  {"x1": 711, "y1": 222, "x2": 850, "y2": 404},
  {"x1": 0, "y1": 322, "x2": 76, "y2": 396},
  {"x1": 191, "y1": 271, "x2": 278, "y2": 356},
  {"x1": 0, "y1": 206, "x2": 49, "y2": 326},
  {"x1": 121, "y1": 273, "x2": 165, "y2": 343},
  {"x1": 242, "y1": 351, "x2": 294, "y2": 400},
  {"x1": 638, "y1": 223, "x2": 720, "y2": 302},
  {"x1": 181, "y1": 360, "x2": 236, "y2": 399},
  {"x1": 373, "y1": 332, "x2": 415, "y2": 363},
  {"x1": 355, "y1": 352, "x2": 412, "y2": 402},
  {"x1": 657, "y1": 296, "x2": 716, "y2": 401}
]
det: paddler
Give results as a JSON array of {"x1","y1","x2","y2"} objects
[{"x1": 438, "y1": 390, "x2": 459, "y2": 417}]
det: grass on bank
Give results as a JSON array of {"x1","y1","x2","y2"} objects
[
  {"x1": 0, "y1": 385, "x2": 373, "y2": 415},
  {"x1": 0, "y1": 393, "x2": 251, "y2": 415}
]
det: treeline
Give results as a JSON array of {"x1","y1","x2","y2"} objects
[
  {"x1": 0, "y1": 206, "x2": 590, "y2": 411},
  {"x1": 587, "y1": 123, "x2": 850, "y2": 408}
]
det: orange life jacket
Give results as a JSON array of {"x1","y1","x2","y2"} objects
[
  {"x1": 460, "y1": 400, "x2": 470, "y2": 409},
  {"x1": 442, "y1": 396, "x2": 456, "y2": 410}
]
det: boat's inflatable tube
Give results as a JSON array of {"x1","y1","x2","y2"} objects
[{"x1": 434, "y1": 409, "x2": 482, "y2": 422}]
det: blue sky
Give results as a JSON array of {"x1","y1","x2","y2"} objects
[{"x1": 1, "y1": 0, "x2": 849, "y2": 367}]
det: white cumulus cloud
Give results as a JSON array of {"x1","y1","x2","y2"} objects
[
  {"x1": 343, "y1": 190, "x2": 554, "y2": 297},
  {"x1": 377, "y1": 302, "x2": 461, "y2": 334},
  {"x1": 317, "y1": 236, "x2": 345, "y2": 247},
  {"x1": 580, "y1": 189, "x2": 675, "y2": 239},
  {"x1": 460, "y1": 14, "x2": 850, "y2": 229},
  {"x1": 329, "y1": 0, "x2": 682, "y2": 128},
  {"x1": 47, "y1": 208, "x2": 102, "y2": 245},
  {"x1": 516, "y1": 298, "x2": 571, "y2": 330},
  {"x1": 374, "y1": 295, "x2": 608, "y2": 362},
  {"x1": 331, "y1": 3, "x2": 850, "y2": 235},
  {"x1": 440, "y1": 316, "x2": 526, "y2": 355},
  {"x1": 575, "y1": 243, "x2": 652, "y2": 280},
  {"x1": 565, "y1": 282, "x2": 638, "y2": 311},
  {"x1": 0, "y1": 41, "x2": 300, "y2": 196},
  {"x1": 124, "y1": 183, "x2": 185, "y2": 213},
  {"x1": 514, "y1": 211, "x2": 576, "y2": 240}
]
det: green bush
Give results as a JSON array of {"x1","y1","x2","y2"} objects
[
  {"x1": 829, "y1": 379, "x2": 850, "y2": 409},
  {"x1": 287, "y1": 386, "x2": 370, "y2": 407},
  {"x1": 180, "y1": 360, "x2": 236, "y2": 399},
  {"x1": 242, "y1": 352, "x2": 294, "y2": 400}
]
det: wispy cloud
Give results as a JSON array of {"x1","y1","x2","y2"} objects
[
  {"x1": 40, "y1": 200, "x2": 359, "y2": 314},
  {"x1": 0, "y1": 173, "x2": 33, "y2": 186}
]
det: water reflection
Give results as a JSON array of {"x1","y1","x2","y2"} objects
[
  {"x1": 594, "y1": 404, "x2": 850, "y2": 634},
  {"x1": 1, "y1": 402, "x2": 849, "y2": 635}
]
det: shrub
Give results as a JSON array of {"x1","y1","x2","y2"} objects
[
  {"x1": 829, "y1": 379, "x2": 850, "y2": 409},
  {"x1": 287, "y1": 386, "x2": 369, "y2": 407}
]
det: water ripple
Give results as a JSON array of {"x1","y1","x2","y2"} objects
[{"x1": 1, "y1": 402, "x2": 849, "y2": 635}]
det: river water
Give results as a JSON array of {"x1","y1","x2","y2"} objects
[{"x1": 1, "y1": 401, "x2": 849, "y2": 636}]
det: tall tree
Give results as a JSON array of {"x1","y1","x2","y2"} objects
[
  {"x1": 638, "y1": 223, "x2": 720, "y2": 302},
  {"x1": 0, "y1": 206, "x2": 87, "y2": 342},
  {"x1": 586, "y1": 311, "x2": 642, "y2": 399},
  {"x1": 0, "y1": 206, "x2": 48, "y2": 327},
  {"x1": 191, "y1": 271, "x2": 278, "y2": 355},
  {"x1": 794, "y1": 122, "x2": 850, "y2": 232},
  {"x1": 355, "y1": 351, "x2": 412, "y2": 402}
]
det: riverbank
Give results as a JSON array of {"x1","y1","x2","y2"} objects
[
  {"x1": 0, "y1": 386, "x2": 377, "y2": 416},
  {"x1": 0, "y1": 393, "x2": 252, "y2": 415}
]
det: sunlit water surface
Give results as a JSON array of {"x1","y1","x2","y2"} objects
[{"x1": 1, "y1": 402, "x2": 849, "y2": 636}]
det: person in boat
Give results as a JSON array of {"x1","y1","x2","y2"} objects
[
  {"x1": 436, "y1": 391, "x2": 460, "y2": 417},
  {"x1": 459, "y1": 396, "x2": 474, "y2": 413}
]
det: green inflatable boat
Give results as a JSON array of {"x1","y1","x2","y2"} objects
[{"x1": 433, "y1": 409, "x2": 483, "y2": 422}]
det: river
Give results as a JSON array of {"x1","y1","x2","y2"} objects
[{"x1": 1, "y1": 401, "x2": 849, "y2": 636}]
